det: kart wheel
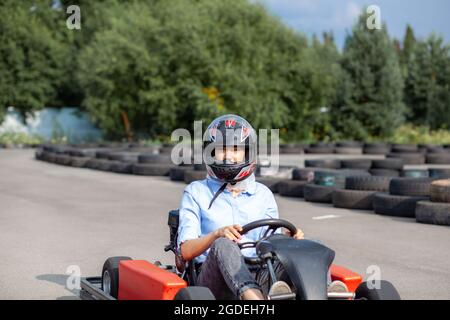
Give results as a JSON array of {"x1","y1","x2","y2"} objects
[
  {"x1": 355, "y1": 280, "x2": 400, "y2": 300},
  {"x1": 174, "y1": 287, "x2": 216, "y2": 300},
  {"x1": 101, "y1": 256, "x2": 132, "y2": 299}
]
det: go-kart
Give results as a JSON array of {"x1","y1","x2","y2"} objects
[{"x1": 79, "y1": 210, "x2": 400, "y2": 300}]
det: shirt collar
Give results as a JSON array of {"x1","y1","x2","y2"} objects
[{"x1": 206, "y1": 174, "x2": 257, "y2": 196}]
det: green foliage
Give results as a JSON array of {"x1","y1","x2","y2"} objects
[
  {"x1": 0, "y1": 132, "x2": 43, "y2": 146},
  {"x1": 0, "y1": 1, "x2": 71, "y2": 116},
  {"x1": 330, "y1": 12, "x2": 405, "y2": 140},
  {"x1": 77, "y1": 0, "x2": 336, "y2": 140},
  {"x1": 388, "y1": 124, "x2": 450, "y2": 144},
  {"x1": 404, "y1": 34, "x2": 450, "y2": 129}
]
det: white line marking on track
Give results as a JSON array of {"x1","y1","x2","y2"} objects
[{"x1": 312, "y1": 215, "x2": 340, "y2": 220}]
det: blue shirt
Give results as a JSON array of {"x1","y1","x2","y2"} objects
[{"x1": 177, "y1": 174, "x2": 280, "y2": 264}]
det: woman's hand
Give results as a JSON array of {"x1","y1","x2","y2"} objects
[
  {"x1": 214, "y1": 224, "x2": 243, "y2": 243},
  {"x1": 284, "y1": 227, "x2": 304, "y2": 240}
]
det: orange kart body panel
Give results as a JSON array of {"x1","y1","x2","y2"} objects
[
  {"x1": 330, "y1": 264, "x2": 363, "y2": 293},
  {"x1": 118, "y1": 260, "x2": 186, "y2": 300}
]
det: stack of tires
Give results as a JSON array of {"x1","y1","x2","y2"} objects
[
  {"x1": 416, "y1": 180, "x2": 450, "y2": 226},
  {"x1": 369, "y1": 159, "x2": 403, "y2": 177},
  {"x1": 386, "y1": 144, "x2": 425, "y2": 165},
  {"x1": 423, "y1": 145, "x2": 450, "y2": 165},
  {"x1": 279, "y1": 143, "x2": 306, "y2": 155},
  {"x1": 303, "y1": 169, "x2": 370, "y2": 203},
  {"x1": 332, "y1": 176, "x2": 392, "y2": 210},
  {"x1": 273, "y1": 167, "x2": 314, "y2": 198},
  {"x1": 333, "y1": 141, "x2": 363, "y2": 155},
  {"x1": 132, "y1": 154, "x2": 175, "y2": 176},
  {"x1": 363, "y1": 142, "x2": 391, "y2": 155},
  {"x1": 305, "y1": 142, "x2": 335, "y2": 154},
  {"x1": 373, "y1": 178, "x2": 436, "y2": 218},
  {"x1": 183, "y1": 163, "x2": 207, "y2": 184}
]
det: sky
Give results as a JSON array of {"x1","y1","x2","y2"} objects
[{"x1": 255, "y1": 0, "x2": 450, "y2": 49}]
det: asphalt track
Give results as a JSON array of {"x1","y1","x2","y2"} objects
[{"x1": 0, "y1": 149, "x2": 449, "y2": 299}]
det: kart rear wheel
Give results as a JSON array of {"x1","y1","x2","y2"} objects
[
  {"x1": 355, "y1": 280, "x2": 400, "y2": 300},
  {"x1": 101, "y1": 256, "x2": 132, "y2": 299},
  {"x1": 174, "y1": 287, "x2": 216, "y2": 300}
]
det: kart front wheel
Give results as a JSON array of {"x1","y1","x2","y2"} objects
[
  {"x1": 101, "y1": 256, "x2": 132, "y2": 299},
  {"x1": 174, "y1": 287, "x2": 216, "y2": 300},
  {"x1": 355, "y1": 280, "x2": 401, "y2": 300}
]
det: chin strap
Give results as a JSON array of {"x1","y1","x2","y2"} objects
[{"x1": 208, "y1": 182, "x2": 228, "y2": 209}]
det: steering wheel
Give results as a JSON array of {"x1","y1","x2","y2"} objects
[{"x1": 238, "y1": 219, "x2": 297, "y2": 264}]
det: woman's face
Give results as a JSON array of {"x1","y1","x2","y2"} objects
[{"x1": 215, "y1": 146, "x2": 245, "y2": 163}]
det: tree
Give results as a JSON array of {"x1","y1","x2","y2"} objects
[
  {"x1": 330, "y1": 11, "x2": 405, "y2": 140},
  {"x1": 405, "y1": 34, "x2": 450, "y2": 129},
  {"x1": 0, "y1": 1, "x2": 70, "y2": 118},
  {"x1": 77, "y1": 0, "x2": 333, "y2": 140}
]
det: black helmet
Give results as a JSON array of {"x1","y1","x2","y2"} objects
[{"x1": 203, "y1": 114, "x2": 257, "y2": 184}]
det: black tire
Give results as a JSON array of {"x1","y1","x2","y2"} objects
[
  {"x1": 132, "y1": 163, "x2": 173, "y2": 176},
  {"x1": 341, "y1": 159, "x2": 372, "y2": 170},
  {"x1": 303, "y1": 184, "x2": 337, "y2": 203},
  {"x1": 174, "y1": 287, "x2": 216, "y2": 300},
  {"x1": 67, "y1": 148, "x2": 98, "y2": 158},
  {"x1": 336, "y1": 141, "x2": 362, "y2": 148},
  {"x1": 54, "y1": 154, "x2": 72, "y2": 166},
  {"x1": 101, "y1": 256, "x2": 132, "y2": 299},
  {"x1": 426, "y1": 153, "x2": 450, "y2": 164},
  {"x1": 334, "y1": 147, "x2": 362, "y2": 155},
  {"x1": 304, "y1": 159, "x2": 341, "y2": 169},
  {"x1": 279, "y1": 146, "x2": 304, "y2": 154},
  {"x1": 369, "y1": 169, "x2": 400, "y2": 177},
  {"x1": 363, "y1": 147, "x2": 390, "y2": 155},
  {"x1": 314, "y1": 169, "x2": 370, "y2": 188},
  {"x1": 392, "y1": 144, "x2": 418, "y2": 153},
  {"x1": 430, "y1": 180, "x2": 450, "y2": 203},
  {"x1": 364, "y1": 142, "x2": 389, "y2": 149},
  {"x1": 278, "y1": 180, "x2": 307, "y2": 197},
  {"x1": 346, "y1": 176, "x2": 392, "y2": 192},
  {"x1": 159, "y1": 145, "x2": 174, "y2": 154},
  {"x1": 400, "y1": 169, "x2": 429, "y2": 178},
  {"x1": 184, "y1": 170, "x2": 207, "y2": 184},
  {"x1": 332, "y1": 189, "x2": 376, "y2": 210},
  {"x1": 305, "y1": 147, "x2": 334, "y2": 154},
  {"x1": 97, "y1": 160, "x2": 120, "y2": 172},
  {"x1": 373, "y1": 193, "x2": 428, "y2": 218},
  {"x1": 170, "y1": 166, "x2": 192, "y2": 181},
  {"x1": 389, "y1": 178, "x2": 436, "y2": 197},
  {"x1": 110, "y1": 162, "x2": 133, "y2": 174},
  {"x1": 138, "y1": 154, "x2": 171, "y2": 164},
  {"x1": 256, "y1": 177, "x2": 285, "y2": 193},
  {"x1": 429, "y1": 168, "x2": 450, "y2": 179},
  {"x1": 85, "y1": 158, "x2": 104, "y2": 170},
  {"x1": 355, "y1": 280, "x2": 401, "y2": 300},
  {"x1": 415, "y1": 201, "x2": 450, "y2": 226},
  {"x1": 107, "y1": 151, "x2": 140, "y2": 163},
  {"x1": 371, "y1": 158, "x2": 403, "y2": 170},
  {"x1": 69, "y1": 156, "x2": 90, "y2": 168},
  {"x1": 292, "y1": 168, "x2": 317, "y2": 182},
  {"x1": 387, "y1": 153, "x2": 425, "y2": 165}
]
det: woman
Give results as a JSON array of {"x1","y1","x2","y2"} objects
[{"x1": 176, "y1": 114, "x2": 305, "y2": 300}]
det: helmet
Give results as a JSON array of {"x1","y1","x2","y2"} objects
[{"x1": 203, "y1": 114, "x2": 257, "y2": 184}]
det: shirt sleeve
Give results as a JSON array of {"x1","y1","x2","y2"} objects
[{"x1": 177, "y1": 189, "x2": 202, "y2": 253}]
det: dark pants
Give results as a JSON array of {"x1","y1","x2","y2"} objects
[{"x1": 196, "y1": 238, "x2": 292, "y2": 300}]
